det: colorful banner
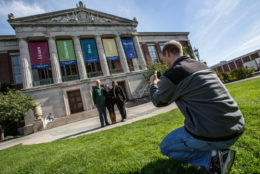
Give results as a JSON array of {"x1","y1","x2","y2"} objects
[
  {"x1": 56, "y1": 40, "x2": 76, "y2": 66},
  {"x1": 29, "y1": 42, "x2": 51, "y2": 69},
  {"x1": 80, "y1": 39, "x2": 99, "y2": 63},
  {"x1": 121, "y1": 38, "x2": 137, "y2": 59},
  {"x1": 102, "y1": 39, "x2": 119, "y2": 61}
]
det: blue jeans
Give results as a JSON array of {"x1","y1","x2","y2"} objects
[
  {"x1": 96, "y1": 101, "x2": 108, "y2": 125},
  {"x1": 160, "y1": 127, "x2": 239, "y2": 171}
]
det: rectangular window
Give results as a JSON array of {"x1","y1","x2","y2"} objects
[
  {"x1": 148, "y1": 45, "x2": 159, "y2": 64},
  {"x1": 160, "y1": 45, "x2": 164, "y2": 51},
  {"x1": 11, "y1": 55, "x2": 22, "y2": 84}
]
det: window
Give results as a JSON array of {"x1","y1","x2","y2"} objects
[
  {"x1": 160, "y1": 45, "x2": 164, "y2": 51},
  {"x1": 61, "y1": 64, "x2": 79, "y2": 81},
  {"x1": 11, "y1": 56, "x2": 22, "y2": 84},
  {"x1": 147, "y1": 45, "x2": 159, "y2": 63},
  {"x1": 32, "y1": 67, "x2": 53, "y2": 86},
  {"x1": 127, "y1": 59, "x2": 134, "y2": 71},
  {"x1": 85, "y1": 62, "x2": 102, "y2": 78}
]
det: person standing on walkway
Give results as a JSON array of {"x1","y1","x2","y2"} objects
[
  {"x1": 104, "y1": 84, "x2": 116, "y2": 124},
  {"x1": 92, "y1": 80, "x2": 110, "y2": 127},
  {"x1": 112, "y1": 81, "x2": 127, "y2": 122},
  {"x1": 150, "y1": 40, "x2": 245, "y2": 174}
]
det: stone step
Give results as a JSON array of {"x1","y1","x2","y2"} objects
[{"x1": 45, "y1": 109, "x2": 99, "y2": 130}]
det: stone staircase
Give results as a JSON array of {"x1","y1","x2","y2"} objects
[{"x1": 45, "y1": 109, "x2": 99, "y2": 130}]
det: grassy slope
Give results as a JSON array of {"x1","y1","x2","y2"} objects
[{"x1": 0, "y1": 78, "x2": 259, "y2": 174}]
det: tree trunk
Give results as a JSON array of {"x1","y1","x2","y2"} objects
[{"x1": 0, "y1": 127, "x2": 4, "y2": 141}]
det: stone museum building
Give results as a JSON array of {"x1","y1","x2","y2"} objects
[{"x1": 0, "y1": 2, "x2": 194, "y2": 132}]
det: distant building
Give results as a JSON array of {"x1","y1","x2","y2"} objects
[
  {"x1": 0, "y1": 2, "x2": 194, "y2": 133},
  {"x1": 211, "y1": 49, "x2": 260, "y2": 72}
]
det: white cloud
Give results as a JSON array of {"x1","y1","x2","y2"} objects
[
  {"x1": 225, "y1": 34, "x2": 260, "y2": 59},
  {"x1": 193, "y1": 0, "x2": 241, "y2": 43},
  {"x1": 0, "y1": 0, "x2": 46, "y2": 18}
]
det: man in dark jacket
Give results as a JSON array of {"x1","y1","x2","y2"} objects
[
  {"x1": 92, "y1": 79, "x2": 109, "y2": 127},
  {"x1": 150, "y1": 40, "x2": 245, "y2": 174}
]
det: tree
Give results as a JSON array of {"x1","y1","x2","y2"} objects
[
  {"x1": 143, "y1": 62, "x2": 168, "y2": 82},
  {"x1": 0, "y1": 89, "x2": 34, "y2": 140}
]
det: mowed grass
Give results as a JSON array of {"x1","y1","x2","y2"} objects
[{"x1": 0, "y1": 78, "x2": 259, "y2": 174}]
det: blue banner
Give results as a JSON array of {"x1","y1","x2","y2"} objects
[
  {"x1": 31, "y1": 64, "x2": 51, "y2": 69},
  {"x1": 80, "y1": 39, "x2": 99, "y2": 63},
  {"x1": 60, "y1": 60, "x2": 77, "y2": 66},
  {"x1": 106, "y1": 56, "x2": 119, "y2": 61},
  {"x1": 121, "y1": 38, "x2": 137, "y2": 59}
]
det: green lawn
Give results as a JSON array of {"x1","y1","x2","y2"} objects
[{"x1": 0, "y1": 78, "x2": 259, "y2": 174}]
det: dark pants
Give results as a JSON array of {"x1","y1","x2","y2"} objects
[
  {"x1": 96, "y1": 101, "x2": 109, "y2": 125},
  {"x1": 116, "y1": 102, "x2": 127, "y2": 119},
  {"x1": 106, "y1": 104, "x2": 115, "y2": 115}
]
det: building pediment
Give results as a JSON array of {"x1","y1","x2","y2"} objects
[{"x1": 8, "y1": 1, "x2": 137, "y2": 27}]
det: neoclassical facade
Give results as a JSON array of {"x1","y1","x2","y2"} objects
[{"x1": 0, "y1": 2, "x2": 194, "y2": 129}]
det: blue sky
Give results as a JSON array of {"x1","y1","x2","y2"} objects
[{"x1": 0, "y1": 0, "x2": 260, "y2": 66}]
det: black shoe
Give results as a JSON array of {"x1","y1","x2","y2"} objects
[
  {"x1": 210, "y1": 149, "x2": 236, "y2": 174},
  {"x1": 106, "y1": 123, "x2": 110, "y2": 126},
  {"x1": 121, "y1": 119, "x2": 125, "y2": 122},
  {"x1": 101, "y1": 124, "x2": 105, "y2": 128}
]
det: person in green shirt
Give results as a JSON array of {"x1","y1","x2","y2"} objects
[{"x1": 92, "y1": 79, "x2": 110, "y2": 127}]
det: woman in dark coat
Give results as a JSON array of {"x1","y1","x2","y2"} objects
[
  {"x1": 104, "y1": 84, "x2": 116, "y2": 124},
  {"x1": 112, "y1": 81, "x2": 127, "y2": 122}
]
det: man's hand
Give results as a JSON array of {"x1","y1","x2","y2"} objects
[{"x1": 150, "y1": 71, "x2": 160, "y2": 85}]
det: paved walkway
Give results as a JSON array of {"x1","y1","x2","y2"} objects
[{"x1": 0, "y1": 102, "x2": 177, "y2": 151}]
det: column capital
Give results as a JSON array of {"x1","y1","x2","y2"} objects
[
  {"x1": 94, "y1": 35, "x2": 101, "y2": 39},
  {"x1": 46, "y1": 36, "x2": 55, "y2": 40},
  {"x1": 72, "y1": 35, "x2": 80, "y2": 39},
  {"x1": 18, "y1": 37, "x2": 29, "y2": 42}
]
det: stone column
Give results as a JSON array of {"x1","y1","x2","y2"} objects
[
  {"x1": 72, "y1": 36, "x2": 87, "y2": 79},
  {"x1": 234, "y1": 60, "x2": 238, "y2": 69},
  {"x1": 18, "y1": 38, "x2": 33, "y2": 88},
  {"x1": 227, "y1": 63, "x2": 231, "y2": 72},
  {"x1": 133, "y1": 34, "x2": 147, "y2": 70},
  {"x1": 47, "y1": 37, "x2": 62, "y2": 83},
  {"x1": 115, "y1": 35, "x2": 130, "y2": 73},
  {"x1": 95, "y1": 35, "x2": 110, "y2": 76}
]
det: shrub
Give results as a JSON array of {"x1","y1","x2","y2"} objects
[
  {"x1": 143, "y1": 62, "x2": 168, "y2": 81},
  {"x1": 216, "y1": 72, "x2": 224, "y2": 82},
  {"x1": 231, "y1": 67, "x2": 254, "y2": 80},
  {"x1": 0, "y1": 89, "x2": 34, "y2": 140},
  {"x1": 220, "y1": 72, "x2": 233, "y2": 83},
  {"x1": 216, "y1": 67, "x2": 254, "y2": 83}
]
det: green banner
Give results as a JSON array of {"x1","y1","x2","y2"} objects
[{"x1": 56, "y1": 40, "x2": 76, "y2": 65}]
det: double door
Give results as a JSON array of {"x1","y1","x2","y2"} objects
[{"x1": 67, "y1": 90, "x2": 84, "y2": 114}]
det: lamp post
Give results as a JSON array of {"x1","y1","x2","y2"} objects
[{"x1": 193, "y1": 48, "x2": 201, "y2": 62}]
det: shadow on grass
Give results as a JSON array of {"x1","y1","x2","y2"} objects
[
  {"x1": 128, "y1": 159, "x2": 203, "y2": 174},
  {"x1": 58, "y1": 127, "x2": 100, "y2": 140}
]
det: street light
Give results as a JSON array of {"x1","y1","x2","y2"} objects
[{"x1": 193, "y1": 48, "x2": 201, "y2": 62}]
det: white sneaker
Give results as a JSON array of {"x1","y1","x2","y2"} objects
[{"x1": 217, "y1": 149, "x2": 236, "y2": 174}]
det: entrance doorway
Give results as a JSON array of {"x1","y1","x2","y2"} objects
[
  {"x1": 118, "y1": 81, "x2": 128, "y2": 101},
  {"x1": 67, "y1": 90, "x2": 84, "y2": 114}
]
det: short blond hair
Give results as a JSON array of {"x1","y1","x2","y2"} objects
[{"x1": 162, "y1": 40, "x2": 183, "y2": 56}]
